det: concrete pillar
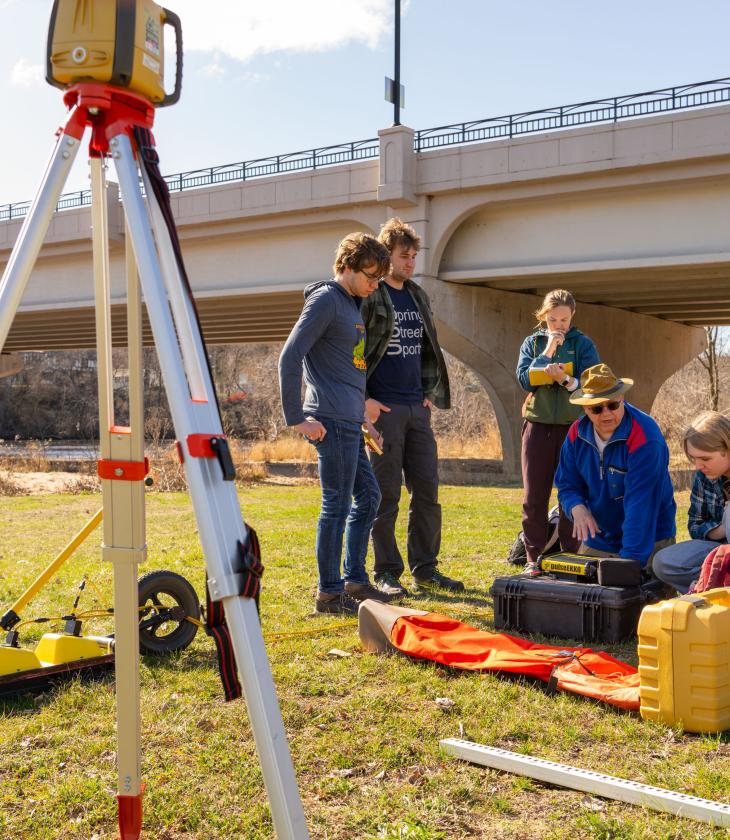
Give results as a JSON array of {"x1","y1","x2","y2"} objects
[
  {"x1": 378, "y1": 125, "x2": 418, "y2": 208},
  {"x1": 420, "y1": 278, "x2": 706, "y2": 479},
  {"x1": 0, "y1": 353, "x2": 22, "y2": 378}
]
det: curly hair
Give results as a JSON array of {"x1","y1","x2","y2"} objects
[
  {"x1": 333, "y1": 233, "x2": 391, "y2": 278},
  {"x1": 378, "y1": 217, "x2": 421, "y2": 253}
]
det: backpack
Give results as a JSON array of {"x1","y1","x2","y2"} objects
[{"x1": 507, "y1": 505, "x2": 561, "y2": 566}]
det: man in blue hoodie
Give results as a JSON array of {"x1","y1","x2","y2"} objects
[
  {"x1": 555, "y1": 364, "x2": 676, "y2": 568},
  {"x1": 279, "y1": 232, "x2": 393, "y2": 615}
]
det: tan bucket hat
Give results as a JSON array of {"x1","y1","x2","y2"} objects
[{"x1": 569, "y1": 363, "x2": 634, "y2": 406}]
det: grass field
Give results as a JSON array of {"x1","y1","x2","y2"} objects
[{"x1": 0, "y1": 484, "x2": 728, "y2": 839}]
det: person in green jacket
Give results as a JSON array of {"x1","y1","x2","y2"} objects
[{"x1": 516, "y1": 289, "x2": 600, "y2": 573}]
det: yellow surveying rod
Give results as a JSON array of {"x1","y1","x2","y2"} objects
[{"x1": 1, "y1": 508, "x2": 103, "y2": 630}]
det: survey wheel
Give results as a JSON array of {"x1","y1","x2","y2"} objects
[{"x1": 137, "y1": 570, "x2": 200, "y2": 655}]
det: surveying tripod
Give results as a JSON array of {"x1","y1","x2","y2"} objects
[{"x1": 0, "y1": 83, "x2": 309, "y2": 839}]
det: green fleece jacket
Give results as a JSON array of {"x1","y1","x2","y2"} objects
[{"x1": 516, "y1": 327, "x2": 600, "y2": 425}]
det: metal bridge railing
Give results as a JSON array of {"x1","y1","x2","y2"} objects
[
  {"x1": 1, "y1": 76, "x2": 728, "y2": 223},
  {"x1": 413, "y1": 77, "x2": 730, "y2": 150},
  {"x1": 161, "y1": 138, "x2": 380, "y2": 193}
]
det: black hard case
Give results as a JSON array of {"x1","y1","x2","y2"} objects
[{"x1": 490, "y1": 574, "x2": 665, "y2": 643}]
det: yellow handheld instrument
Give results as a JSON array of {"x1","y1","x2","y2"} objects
[
  {"x1": 363, "y1": 427, "x2": 383, "y2": 456},
  {"x1": 528, "y1": 360, "x2": 574, "y2": 387},
  {"x1": 46, "y1": 0, "x2": 182, "y2": 105}
]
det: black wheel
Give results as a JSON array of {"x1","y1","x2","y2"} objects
[{"x1": 137, "y1": 570, "x2": 200, "y2": 655}]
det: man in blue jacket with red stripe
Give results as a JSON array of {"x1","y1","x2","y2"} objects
[{"x1": 555, "y1": 364, "x2": 676, "y2": 568}]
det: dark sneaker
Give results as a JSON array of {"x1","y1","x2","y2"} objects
[
  {"x1": 413, "y1": 570, "x2": 465, "y2": 593},
  {"x1": 507, "y1": 534, "x2": 528, "y2": 566},
  {"x1": 314, "y1": 591, "x2": 359, "y2": 615},
  {"x1": 344, "y1": 581, "x2": 394, "y2": 603},
  {"x1": 374, "y1": 572, "x2": 409, "y2": 599}
]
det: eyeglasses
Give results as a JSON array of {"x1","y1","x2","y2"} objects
[
  {"x1": 361, "y1": 268, "x2": 383, "y2": 282},
  {"x1": 588, "y1": 400, "x2": 622, "y2": 415}
]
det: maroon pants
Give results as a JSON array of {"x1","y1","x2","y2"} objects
[{"x1": 521, "y1": 420, "x2": 579, "y2": 565}]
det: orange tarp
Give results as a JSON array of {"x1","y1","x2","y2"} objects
[{"x1": 391, "y1": 612, "x2": 640, "y2": 711}]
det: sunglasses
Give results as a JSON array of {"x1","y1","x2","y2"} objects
[{"x1": 588, "y1": 400, "x2": 622, "y2": 415}]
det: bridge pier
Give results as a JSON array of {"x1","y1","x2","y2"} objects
[{"x1": 421, "y1": 278, "x2": 706, "y2": 479}]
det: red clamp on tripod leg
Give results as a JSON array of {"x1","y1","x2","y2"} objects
[{"x1": 186, "y1": 433, "x2": 236, "y2": 481}]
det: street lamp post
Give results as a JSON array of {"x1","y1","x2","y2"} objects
[
  {"x1": 394, "y1": 0, "x2": 401, "y2": 126},
  {"x1": 385, "y1": 0, "x2": 404, "y2": 126}
]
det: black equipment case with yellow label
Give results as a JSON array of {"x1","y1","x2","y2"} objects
[{"x1": 490, "y1": 554, "x2": 667, "y2": 643}]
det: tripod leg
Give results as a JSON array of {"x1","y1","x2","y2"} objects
[
  {"x1": 110, "y1": 133, "x2": 309, "y2": 838},
  {"x1": 90, "y1": 156, "x2": 146, "y2": 839},
  {"x1": 0, "y1": 128, "x2": 82, "y2": 349}
]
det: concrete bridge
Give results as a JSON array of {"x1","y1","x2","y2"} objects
[{"x1": 2, "y1": 80, "x2": 729, "y2": 474}]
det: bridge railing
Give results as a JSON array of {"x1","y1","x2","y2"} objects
[
  {"x1": 1, "y1": 76, "x2": 728, "y2": 222},
  {"x1": 414, "y1": 77, "x2": 730, "y2": 150},
  {"x1": 161, "y1": 138, "x2": 380, "y2": 193}
]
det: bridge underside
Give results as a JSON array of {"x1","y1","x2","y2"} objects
[
  {"x1": 3, "y1": 291, "x2": 304, "y2": 351},
  {"x1": 6, "y1": 253, "x2": 730, "y2": 351},
  {"x1": 440, "y1": 259, "x2": 730, "y2": 325}
]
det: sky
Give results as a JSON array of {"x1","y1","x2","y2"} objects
[{"x1": 0, "y1": 0, "x2": 729, "y2": 205}]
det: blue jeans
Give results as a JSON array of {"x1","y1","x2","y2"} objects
[
  {"x1": 653, "y1": 503, "x2": 730, "y2": 593},
  {"x1": 312, "y1": 418, "x2": 381, "y2": 594}
]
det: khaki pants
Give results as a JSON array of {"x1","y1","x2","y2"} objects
[{"x1": 578, "y1": 537, "x2": 675, "y2": 572}]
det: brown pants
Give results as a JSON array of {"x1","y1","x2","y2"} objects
[{"x1": 521, "y1": 420, "x2": 579, "y2": 565}]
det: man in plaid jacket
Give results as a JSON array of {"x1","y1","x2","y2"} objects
[{"x1": 361, "y1": 218, "x2": 464, "y2": 597}]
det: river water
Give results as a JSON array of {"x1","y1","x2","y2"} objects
[{"x1": 0, "y1": 441, "x2": 98, "y2": 462}]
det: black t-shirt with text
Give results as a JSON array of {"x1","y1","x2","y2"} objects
[{"x1": 367, "y1": 284, "x2": 424, "y2": 405}]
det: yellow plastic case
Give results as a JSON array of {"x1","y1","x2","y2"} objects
[
  {"x1": 638, "y1": 588, "x2": 730, "y2": 733},
  {"x1": 529, "y1": 361, "x2": 574, "y2": 387}
]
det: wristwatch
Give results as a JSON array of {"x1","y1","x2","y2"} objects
[{"x1": 561, "y1": 375, "x2": 571, "y2": 387}]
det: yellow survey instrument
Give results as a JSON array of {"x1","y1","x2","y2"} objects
[{"x1": 46, "y1": 0, "x2": 182, "y2": 105}]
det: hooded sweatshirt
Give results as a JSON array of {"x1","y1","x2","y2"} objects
[{"x1": 278, "y1": 280, "x2": 367, "y2": 426}]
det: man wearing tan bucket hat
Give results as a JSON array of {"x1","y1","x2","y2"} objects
[{"x1": 555, "y1": 363, "x2": 676, "y2": 568}]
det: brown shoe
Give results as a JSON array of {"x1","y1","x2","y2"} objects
[
  {"x1": 314, "y1": 591, "x2": 359, "y2": 615},
  {"x1": 344, "y1": 581, "x2": 394, "y2": 603}
]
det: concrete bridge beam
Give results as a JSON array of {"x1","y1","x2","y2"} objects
[{"x1": 420, "y1": 278, "x2": 706, "y2": 479}]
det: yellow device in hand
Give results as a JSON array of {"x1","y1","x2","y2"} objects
[
  {"x1": 363, "y1": 428, "x2": 383, "y2": 456},
  {"x1": 529, "y1": 360, "x2": 574, "y2": 387}
]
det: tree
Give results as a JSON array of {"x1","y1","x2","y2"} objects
[{"x1": 698, "y1": 326, "x2": 726, "y2": 411}]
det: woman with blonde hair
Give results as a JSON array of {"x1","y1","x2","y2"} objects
[
  {"x1": 515, "y1": 289, "x2": 600, "y2": 573},
  {"x1": 653, "y1": 410, "x2": 730, "y2": 593}
]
